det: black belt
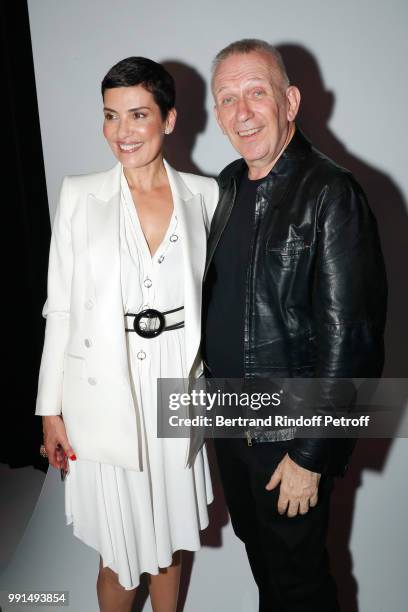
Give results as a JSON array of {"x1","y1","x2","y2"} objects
[{"x1": 125, "y1": 306, "x2": 184, "y2": 338}]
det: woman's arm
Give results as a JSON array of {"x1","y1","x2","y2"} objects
[{"x1": 35, "y1": 176, "x2": 74, "y2": 416}]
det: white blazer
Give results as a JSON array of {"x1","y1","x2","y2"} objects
[{"x1": 35, "y1": 160, "x2": 219, "y2": 470}]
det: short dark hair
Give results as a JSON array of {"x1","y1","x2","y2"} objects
[{"x1": 101, "y1": 56, "x2": 175, "y2": 119}]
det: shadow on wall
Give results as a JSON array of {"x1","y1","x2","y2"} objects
[
  {"x1": 278, "y1": 43, "x2": 408, "y2": 379},
  {"x1": 161, "y1": 60, "x2": 210, "y2": 176},
  {"x1": 278, "y1": 43, "x2": 408, "y2": 612}
]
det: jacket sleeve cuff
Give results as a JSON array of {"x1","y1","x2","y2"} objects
[{"x1": 287, "y1": 439, "x2": 330, "y2": 474}]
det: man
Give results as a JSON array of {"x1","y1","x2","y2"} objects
[{"x1": 202, "y1": 39, "x2": 387, "y2": 612}]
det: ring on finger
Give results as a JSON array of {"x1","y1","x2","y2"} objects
[{"x1": 39, "y1": 444, "x2": 48, "y2": 459}]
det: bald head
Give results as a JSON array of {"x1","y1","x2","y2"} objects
[{"x1": 211, "y1": 39, "x2": 290, "y2": 94}]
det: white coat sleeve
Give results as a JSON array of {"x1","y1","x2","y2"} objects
[{"x1": 35, "y1": 177, "x2": 73, "y2": 415}]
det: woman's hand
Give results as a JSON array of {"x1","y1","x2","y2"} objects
[{"x1": 42, "y1": 415, "x2": 76, "y2": 469}]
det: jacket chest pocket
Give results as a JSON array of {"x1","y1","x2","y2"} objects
[{"x1": 266, "y1": 239, "x2": 310, "y2": 267}]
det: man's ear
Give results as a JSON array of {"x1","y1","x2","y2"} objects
[
  {"x1": 286, "y1": 86, "x2": 301, "y2": 122},
  {"x1": 214, "y1": 104, "x2": 226, "y2": 135}
]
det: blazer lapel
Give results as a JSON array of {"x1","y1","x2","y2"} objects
[
  {"x1": 86, "y1": 163, "x2": 130, "y2": 379},
  {"x1": 164, "y1": 160, "x2": 206, "y2": 376}
]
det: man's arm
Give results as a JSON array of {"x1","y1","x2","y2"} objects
[
  {"x1": 288, "y1": 175, "x2": 387, "y2": 473},
  {"x1": 266, "y1": 175, "x2": 387, "y2": 514}
]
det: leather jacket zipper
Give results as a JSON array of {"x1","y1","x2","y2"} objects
[{"x1": 243, "y1": 188, "x2": 265, "y2": 446}]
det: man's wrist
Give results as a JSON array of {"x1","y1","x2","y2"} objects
[{"x1": 287, "y1": 447, "x2": 326, "y2": 474}]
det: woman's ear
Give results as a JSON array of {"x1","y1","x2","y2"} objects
[{"x1": 165, "y1": 107, "x2": 177, "y2": 134}]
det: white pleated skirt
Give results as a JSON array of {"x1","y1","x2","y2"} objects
[{"x1": 64, "y1": 327, "x2": 213, "y2": 590}]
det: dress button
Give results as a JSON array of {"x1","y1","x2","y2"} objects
[
  {"x1": 137, "y1": 350, "x2": 146, "y2": 360},
  {"x1": 144, "y1": 278, "x2": 152, "y2": 288},
  {"x1": 170, "y1": 234, "x2": 178, "y2": 242},
  {"x1": 88, "y1": 377, "x2": 97, "y2": 385},
  {"x1": 158, "y1": 255, "x2": 165, "y2": 264},
  {"x1": 84, "y1": 338, "x2": 92, "y2": 348},
  {"x1": 85, "y1": 299, "x2": 94, "y2": 310},
  {"x1": 139, "y1": 321, "x2": 147, "y2": 330}
]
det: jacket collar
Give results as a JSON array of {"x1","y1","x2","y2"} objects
[
  {"x1": 93, "y1": 162, "x2": 122, "y2": 201},
  {"x1": 219, "y1": 126, "x2": 312, "y2": 187}
]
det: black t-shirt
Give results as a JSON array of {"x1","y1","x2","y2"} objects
[{"x1": 202, "y1": 170, "x2": 265, "y2": 378}]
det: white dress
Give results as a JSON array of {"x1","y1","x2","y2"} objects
[{"x1": 64, "y1": 169, "x2": 213, "y2": 590}]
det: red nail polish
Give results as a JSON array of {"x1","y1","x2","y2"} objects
[{"x1": 70, "y1": 454, "x2": 77, "y2": 460}]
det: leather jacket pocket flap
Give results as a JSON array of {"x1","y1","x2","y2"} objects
[{"x1": 267, "y1": 239, "x2": 309, "y2": 255}]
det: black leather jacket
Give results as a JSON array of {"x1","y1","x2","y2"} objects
[{"x1": 204, "y1": 129, "x2": 387, "y2": 476}]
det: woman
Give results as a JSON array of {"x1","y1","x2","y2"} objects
[{"x1": 36, "y1": 57, "x2": 218, "y2": 612}]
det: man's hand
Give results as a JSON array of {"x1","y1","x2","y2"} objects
[{"x1": 265, "y1": 453, "x2": 321, "y2": 517}]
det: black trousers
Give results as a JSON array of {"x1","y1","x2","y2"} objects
[{"x1": 214, "y1": 437, "x2": 340, "y2": 612}]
